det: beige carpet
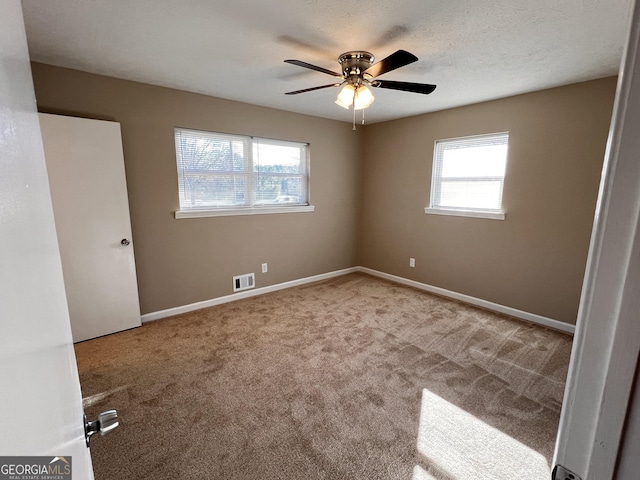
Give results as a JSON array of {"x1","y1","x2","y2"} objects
[{"x1": 76, "y1": 273, "x2": 572, "y2": 479}]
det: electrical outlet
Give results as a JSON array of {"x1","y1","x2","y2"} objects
[
  {"x1": 261, "y1": 263, "x2": 268, "y2": 273},
  {"x1": 409, "y1": 258, "x2": 416, "y2": 268}
]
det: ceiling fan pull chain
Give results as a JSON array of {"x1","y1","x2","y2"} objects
[
  {"x1": 362, "y1": 108, "x2": 365, "y2": 125},
  {"x1": 352, "y1": 87, "x2": 357, "y2": 130}
]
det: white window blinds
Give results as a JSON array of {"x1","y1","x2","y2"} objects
[
  {"x1": 430, "y1": 132, "x2": 509, "y2": 213},
  {"x1": 174, "y1": 128, "x2": 309, "y2": 211}
]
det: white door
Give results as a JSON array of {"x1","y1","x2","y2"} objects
[
  {"x1": 0, "y1": 0, "x2": 94, "y2": 478},
  {"x1": 39, "y1": 113, "x2": 142, "y2": 342}
]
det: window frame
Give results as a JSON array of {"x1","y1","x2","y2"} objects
[
  {"x1": 425, "y1": 132, "x2": 509, "y2": 220},
  {"x1": 173, "y1": 128, "x2": 314, "y2": 218}
]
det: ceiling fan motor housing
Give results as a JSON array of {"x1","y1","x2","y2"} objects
[{"x1": 338, "y1": 51, "x2": 375, "y2": 80}]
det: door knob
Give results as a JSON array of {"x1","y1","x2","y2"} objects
[
  {"x1": 121, "y1": 238, "x2": 130, "y2": 246},
  {"x1": 84, "y1": 409, "x2": 119, "y2": 447}
]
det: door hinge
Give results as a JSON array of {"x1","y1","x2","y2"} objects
[{"x1": 552, "y1": 464, "x2": 582, "y2": 480}]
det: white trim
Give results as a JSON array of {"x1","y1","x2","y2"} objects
[
  {"x1": 424, "y1": 207, "x2": 505, "y2": 220},
  {"x1": 141, "y1": 266, "x2": 574, "y2": 335},
  {"x1": 175, "y1": 205, "x2": 315, "y2": 219},
  {"x1": 359, "y1": 267, "x2": 574, "y2": 334},
  {"x1": 141, "y1": 267, "x2": 358, "y2": 322},
  {"x1": 433, "y1": 131, "x2": 511, "y2": 144}
]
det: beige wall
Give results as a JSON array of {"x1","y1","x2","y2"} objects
[
  {"x1": 359, "y1": 77, "x2": 617, "y2": 324},
  {"x1": 31, "y1": 63, "x2": 616, "y2": 324},
  {"x1": 31, "y1": 63, "x2": 362, "y2": 315}
]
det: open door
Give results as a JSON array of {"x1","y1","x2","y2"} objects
[
  {"x1": 553, "y1": 0, "x2": 640, "y2": 478},
  {"x1": 0, "y1": 1, "x2": 94, "y2": 477},
  {"x1": 40, "y1": 113, "x2": 142, "y2": 343}
]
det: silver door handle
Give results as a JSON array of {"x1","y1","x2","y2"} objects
[
  {"x1": 121, "y1": 238, "x2": 130, "y2": 246},
  {"x1": 84, "y1": 409, "x2": 119, "y2": 447}
]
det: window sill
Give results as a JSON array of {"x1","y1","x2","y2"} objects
[
  {"x1": 424, "y1": 207, "x2": 505, "y2": 220},
  {"x1": 175, "y1": 205, "x2": 315, "y2": 219}
]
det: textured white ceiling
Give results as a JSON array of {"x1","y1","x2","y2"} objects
[{"x1": 21, "y1": 0, "x2": 633, "y2": 124}]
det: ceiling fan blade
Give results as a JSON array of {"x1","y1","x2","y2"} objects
[
  {"x1": 284, "y1": 59, "x2": 343, "y2": 78},
  {"x1": 285, "y1": 83, "x2": 342, "y2": 95},
  {"x1": 373, "y1": 80, "x2": 437, "y2": 95},
  {"x1": 363, "y1": 49, "x2": 418, "y2": 78}
]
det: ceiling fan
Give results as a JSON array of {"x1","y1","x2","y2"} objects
[{"x1": 284, "y1": 49, "x2": 436, "y2": 124}]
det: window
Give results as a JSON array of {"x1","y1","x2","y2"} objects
[
  {"x1": 426, "y1": 132, "x2": 508, "y2": 220},
  {"x1": 174, "y1": 128, "x2": 312, "y2": 218}
]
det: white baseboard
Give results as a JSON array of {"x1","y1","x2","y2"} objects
[
  {"x1": 357, "y1": 267, "x2": 575, "y2": 335},
  {"x1": 141, "y1": 265, "x2": 575, "y2": 335},
  {"x1": 141, "y1": 267, "x2": 359, "y2": 323}
]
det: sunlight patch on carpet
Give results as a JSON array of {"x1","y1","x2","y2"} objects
[
  {"x1": 416, "y1": 388, "x2": 551, "y2": 479},
  {"x1": 82, "y1": 385, "x2": 128, "y2": 408}
]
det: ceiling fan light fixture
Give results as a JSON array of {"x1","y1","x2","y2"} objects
[
  {"x1": 335, "y1": 84, "x2": 356, "y2": 109},
  {"x1": 353, "y1": 85, "x2": 374, "y2": 110},
  {"x1": 335, "y1": 84, "x2": 375, "y2": 110}
]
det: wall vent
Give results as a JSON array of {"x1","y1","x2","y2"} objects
[{"x1": 233, "y1": 273, "x2": 255, "y2": 292}]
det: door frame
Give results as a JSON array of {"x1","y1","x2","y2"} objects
[{"x1": 553, "y1": 0, "x2": 640, "y2": 477}]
